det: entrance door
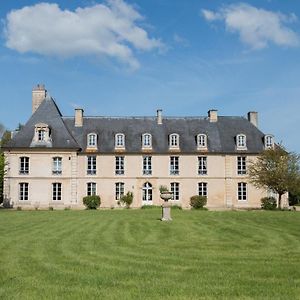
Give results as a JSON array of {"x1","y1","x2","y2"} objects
[{"x1": 142, "y1": 182, "x2": 152, "y2": 203}]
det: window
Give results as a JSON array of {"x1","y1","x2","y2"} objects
[
  {"x1": 115, "y1": 182, "x2": 124, "y2": 200},
  {"x1": 265, "y1": 135, "x2": 274, "y2": 149},
  {"x1": 237, "y1": 156, "x2": 246, "y2": 175},
  {"x1": 115, "y1": 133, "x2": 125, "y2": 148},
  {"x1": 19, "y1": 157, "x2": 29, "y2": 175},
  {"x1": 87, "y1": 156, "x2": 96, "y2": 175},
  {"x1": 170, "y1": 156, "x2": 179, "y2": 175},
  {"x1": 142, "y1": 182, "x2": 152, "y2": 202},
  {"x1": 198, "y1": 156, "x2": 207, "y2": 175},
  {"x1": 52, "y1": 157, "x2": 62, "y2": 175},
  {"x1": 142, "y1": 133, "x2": 152, "y2": 148},
  {"x1": 52, "y1": 183, "x2": 62, "y2": 201},
  {"x1": 19, "y1": 183, "x2": 28, "y2": 201},
  {"x1": 115, "y1": 156, "x2": 124, "y2": 175},
  {"x1": 87, "y1": 133, "x2": 97, "y2": 147},
  {"x1": 236, "y1": 134, "x2": 247, "y2": 149},
  {"x1": 238, "y1": 182, "x2": 247, "y2": 201},
  {"x1": 198, "y1": 182, "x2": 207, "y2": 197},
  {"x1": 169, "y1": 133, "x2": 179, "y2": 148},
  {"x1": 197, "y1": 134, "x2": 207, "y2": 148},
  {"x1": 170, "y1": 182, "x2": 179, "y2": 200},
  {"x1": 38, "y1": 129, "x2": 46, "y2": 141},
  {"x1": 143, "y1": 156, "x2": 152, "y2": 175},
  {"x1": 87, "y1": 182, "x2": 97, "y2": 196}
]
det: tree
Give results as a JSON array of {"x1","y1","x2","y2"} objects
[{"x1": 248, "y1": 146, "x2": 300, "y2": 208}]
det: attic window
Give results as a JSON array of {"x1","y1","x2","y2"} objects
[
  {"x1": 38, "y1": 129, "x2": 46, "y2": 141},
  {"x1": 142, "y1": 133, "x2": 152, "y2": 148},
  {"x1": 264, "y1": 135, "x2": 274, "y2": 149},
  {"x1": 197, "y1": 134, "x2": 207, "y2": 149},
  {"x1": 236, "y1": 134, "x2": 247, "y2": 150},
  {"x1": 115, "y1": 133, "x2": 125, "y2": 148},
  {"x1": 169, "y1": 133, "x2": 179, "y2": 148},
  {"x1": 87, "y1": 133, "x2": 97, "y2": 148},
  {"x1": 32, "y1": 123, "x2": 51, "y2": 146}
]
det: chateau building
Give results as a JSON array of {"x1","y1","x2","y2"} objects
[{"x1": 3, "y1": 84, "x2": 279, "y2": 209}]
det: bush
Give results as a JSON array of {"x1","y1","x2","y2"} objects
[
  {"x1": 83, "y1": 195, "x2": 101, "y2": 209},
  {"x1": 120, "y1": 192, "x2": 133, "y2": 208},
  {"x1": 190, "y1": 195, "x2": 207, "y2": 209},
  {"x1": 261, "y1": 197, "x2": 277, "y2": 210}
]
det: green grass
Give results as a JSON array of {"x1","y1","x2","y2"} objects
[{"x1": 0, "y1": 209, "x2": 299, "y2": 299}]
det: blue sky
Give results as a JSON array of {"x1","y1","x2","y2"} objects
[{"x1": 0, "y1": 0, "x2": 300, "y2": 152}]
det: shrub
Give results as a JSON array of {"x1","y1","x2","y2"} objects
[
  {"x1": 261, "y1": 197, "x2": 277, "y2": 210},
  {"x1": 120, "y1": 192, "x2": 133, "y2": 209},
  {"x1": 83, "y1": 195, "x2": 101, "y2": 209},
  {"x1": 190, "y1": 195, "x2": 207, "y2": 209},
  {"x1": 159, "y1": 185, "x2": 169, "y2": 193}
]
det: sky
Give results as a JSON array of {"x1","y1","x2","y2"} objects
[{"x1": 0, "y1": 0, "x2": 300, "y2": 152}]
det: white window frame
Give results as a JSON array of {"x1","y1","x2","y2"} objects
[
  {"x1": 169, "y1": 133, "x2": 179, "y2": 148},
  {"x1": 38, "y1": 129, "x2": 46, "y2": 141},
  {"x1": 52, "y1": 157, "x2": 62, "y2": 175},
  {"x1": 115, "y1": 182, "x2": 124, "y2": 200},
  {"x1": 115, "y1": 156, "x2": 125, "y2": 175},
  {"x1": 19, "y1": 183, "x2": 29, "y2": 201},
  {"x1": 237, "y1": 156, "x2": 246, "y2": 175},
  {"x1": 198, "y1": 156, "x2": 207, "y2": 175},
  {"x1": 238, "y1": 182, "x2": 247, "y2": 201},
  {"x1": 143, "y1": 156, "x2": 152, "y2": 175},
  {"x1": 87, "y1": 133, "x2": 97, "y2": 148},
  {"x1": 264, "y1": 135, "x2": 274, "y2": 149},
  {"x1": 197, "y1": 134, "x2": 207, "y2": 149},
  {"x1": 52, "y1": 183, "x2": 62, "y2": 201},
  {"x1": 87, "y1": 182, "x2": 97, "y2": 196},
  {"x1": 142, "y1": 133, "x2": 152, "y2": 148},
  {"x1": 115, "y1": 133, "x2": 125, "y2": 148},
  {"x1": 87, "y1": 156, "x2": 97, "y2": 175},
  {"x1": 19, "y1": 157, "x2": 29, "y2": 175},
  {"x1": 170, "y1": 156, "x2": 179, "y2": 175},
  {"x1": 170, "y1": 182, "x2": 180, "y2": 200},
  {"x1": 236, "y1": 134, "x2": 247, "y2": 149},
  {"x1": 142, "y1": 182, "x2": 153, "y2": 202},
  {"x1": 198, "y1": 182, "x2": 207, "y2": 197}
]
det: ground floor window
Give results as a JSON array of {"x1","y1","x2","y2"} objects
[
  {"x1": 198, "y1": 182, "x2": 207, "y2": 197},
  {"x1": 142, "y1": 182, "x2": 152, "y2": 202},
  {"x1": 52, "y1": 183, "x2": 62, "y2": 201},
  {"x1": 87, "y1": 182, "x2": 97, "y2": 196},
  {"x1": 238, "y1": 182, "x2": 247, "y2": 201},
  {"x1": 19, "y1": 183, "x2": 28, "y2": 201},
  {"x1": 170, "y1": 182, "x2": 179, "y2": 200},
  {"x1": 115, "y1": 182, "x2": 124, "y2": 200}
]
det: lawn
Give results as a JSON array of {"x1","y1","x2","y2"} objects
[{"x1": 0, "y1": 209, "x2": 299, "y2": 299}]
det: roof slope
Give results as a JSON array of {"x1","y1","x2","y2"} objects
[{"x1": 5, "y1": 97, "x2": 79, "y2": 149}]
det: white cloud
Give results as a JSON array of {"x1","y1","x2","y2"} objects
[
  {"x1": 201, "y1": 3, "x2": 299, "y2": 49},
  {"x1": 4, "y1": 1, "x2": 163, "y2": 69},
  {"x1": 173, "y1": 33, "x2": 189, "y2": 47}
]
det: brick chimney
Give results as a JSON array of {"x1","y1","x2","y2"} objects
[
  {"x1": 248, "y1": 111, "x2": 258, "y2": 127},
  {"x1": 208, "y1": 109, "x2": 218, "y2": 122},
  {"x1": 32, "y1": 84, "x2": 47, "y2": 114},
  {"x1": 157, "y1": 109, "x2": 162, "y2": 125},
  {"x1": 75, "y1": 108, "x2": 84, "y2": 127}
]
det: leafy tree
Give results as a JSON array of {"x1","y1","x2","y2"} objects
[{"x1": 248, "y1": 146, "x2": 300, "y2": 208}]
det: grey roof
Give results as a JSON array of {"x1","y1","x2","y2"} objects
[
  {"x1": 5, "y1": 97, "x2": 267, "y2": 153},
  {"x1": 5, "y1": 98, "x2": 79, "y2": 149}
]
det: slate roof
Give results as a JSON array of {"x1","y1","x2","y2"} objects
[{"x1": 5, "y1": 97, "x2": 267, "y2": 154}]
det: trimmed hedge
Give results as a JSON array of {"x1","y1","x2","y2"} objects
[
  {"x1": 190, "y1": 195, "x2": 207, "y2": 209},
  {"x1": 83, "y1": 195, "x2": 101, "y2": 209}
]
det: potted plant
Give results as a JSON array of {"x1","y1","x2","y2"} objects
[{"x1": 159, "y1": 185, "x2": 173, "y2": 202}]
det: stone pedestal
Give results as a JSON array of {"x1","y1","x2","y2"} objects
[{"x1": 161, "y1": 201, "x2": 172, "y2": 221}]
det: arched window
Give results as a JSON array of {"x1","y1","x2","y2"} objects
[
  {"x1": 115, "y1": 133, "x2": 125, "y2": 148},
  {"x1": 197, "y1": 134, "x2": 207, "y2": 148},
  {"x1": 142, "y1": 133, "x2": 152, "y2": 148},
  {"x1": 264, "y1": 135, "x2": 274, "y2": 149},
  {"x1": 87, "y1": 133, "x2": 97, "y2": 147},
  {"x1": 169, "y1": 133, "x2": 179, "y2": 148},
  {"x1": 236, "y1": 134, "x2": 247, "y2": 149},
  {"x1": 142, "y1": 182, "x2": 152, "y2": 202}
]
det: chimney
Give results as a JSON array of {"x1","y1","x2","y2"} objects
[
  {"x1": 248, "y1": 111, "x2": 258, "y2": 127},
  {"x1": 208, "y1": 109, "x2": 218, "y2": 122},
  {"x1": 32, "y1": 84, "x2": 47, "y2": 114},
  {"x1": 157, "y1": 109, "x2": 162, "y2": 125},
  {"x1": 75, "y1": 108, "x2": 84, "y2": 127}
]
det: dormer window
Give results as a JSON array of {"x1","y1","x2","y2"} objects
[
  {"x1": 115, "y1": 133, "x2": 125, "y2": 148},
  {"x1": 169, "y1": 133, "x2": 179, "y2": 148},
  {"x1": 31, "y1": 123, "x2": 52, "y2": 147},
  {"x1": 197, "y1": 134, "x2": 207, "y2": 149},
  {"x1": 264, "y1": 135, "x2": 274, "y2": 149},
  {"x1": 236, "y1": 134, "x2": 247, "y2": 150},
  {"x1": 38, "y1": 129, "x2": 46, "y2": 141},
  {"x1": 142, "y1": 133, "x2": 152, "y2": 148},
  {"x1": 87, "y1": 133, "x2": 97, "y2": 148}
]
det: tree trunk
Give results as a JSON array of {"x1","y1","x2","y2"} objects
[{"x1": 278, "y1": 193, "x2": 282, "y2": 209}]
